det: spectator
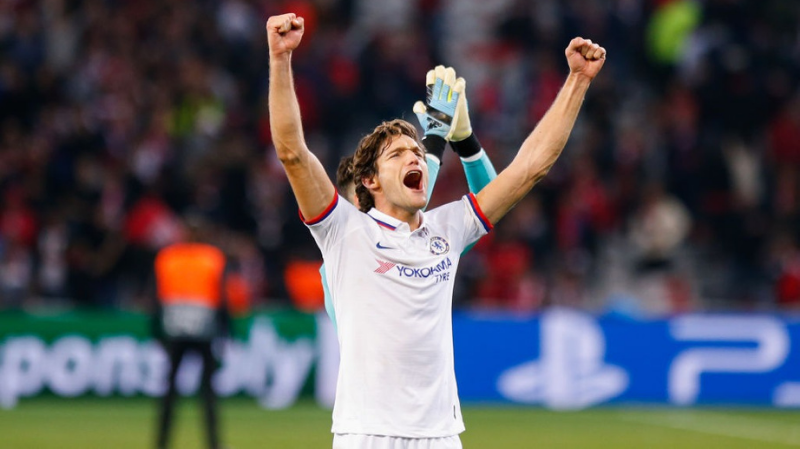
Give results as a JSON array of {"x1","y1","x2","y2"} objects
[{"x1": 0, "y1": 0, "x2": 798, "y2": 314}]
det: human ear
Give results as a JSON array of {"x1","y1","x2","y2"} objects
[{"x1": 362, "y1": 175, "x2": 380, "y2": 193}]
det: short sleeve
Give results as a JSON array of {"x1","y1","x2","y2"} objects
[
  {"x1": 424, "y1": 194, "x2": 492, "y2": 255},
  {"x1": 302, "y1": 194, "x2": 363, "y2": 255}
]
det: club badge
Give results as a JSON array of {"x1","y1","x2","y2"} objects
[{"x1": 429, "y1": 236, "x2": 450, "y2": 255}]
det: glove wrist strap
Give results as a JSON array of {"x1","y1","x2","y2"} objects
[
  {"x1": 451, "y1": 133, "x2": 481, "y2": 158},
  {"x1": 422, "y1": 135, "x2": 446, "y2": 163}
]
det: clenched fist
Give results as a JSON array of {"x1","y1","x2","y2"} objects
[
  {"x1": 565, "y1": 37, "x2": 606, "y2": 81},
  {"x1": 266, "y1": 13, "x2": 305, "y2": 58}
]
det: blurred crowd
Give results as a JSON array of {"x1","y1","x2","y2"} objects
[{"x1": 0, "y1": 0, "x2": 799, "y2": 316}]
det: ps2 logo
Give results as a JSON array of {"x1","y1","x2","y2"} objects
[{"x1": 668, "y1": 316, "x2": 789, "y2": 405}]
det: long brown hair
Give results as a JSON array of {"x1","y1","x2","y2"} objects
[{"x1": 352, "y1": 119, "x2": 420, "y2": 212}]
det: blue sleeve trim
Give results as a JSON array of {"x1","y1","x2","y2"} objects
[{"x1": 467, "y1": 193, "x2": 493, "y2": 233}]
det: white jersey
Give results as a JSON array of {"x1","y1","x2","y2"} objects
[{"x1": 304, "y1": 193, "x2": 492, "y2": 438}]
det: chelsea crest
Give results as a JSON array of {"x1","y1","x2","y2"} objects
[{"x1": 429, "y1": 236, "x2": 450, "y2": 255}]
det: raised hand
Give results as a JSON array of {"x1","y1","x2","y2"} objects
[
  {"x1": 413, "y1": 66, "x2": 469, "y2": 142},
  {"x1": 266, "y1": 13, "x2": 305, "y2": 58},
  {"x1": 565, "y1": 37, "x2": 606, "y2": 81},
  {"x1": 433, "y1": 65, "x2": 472, "y2": 142}
]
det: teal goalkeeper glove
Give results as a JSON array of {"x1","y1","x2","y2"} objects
[
  {"x1": 414, "y1": 66, "x2": 472, "y2": 142},
  {"x1": 414, "y1": 66, "x2": 465, "y2": 141}
]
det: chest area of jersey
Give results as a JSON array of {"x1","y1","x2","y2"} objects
[{"x1": 362, "y1": 227, "x2": 456, "y2": 285}]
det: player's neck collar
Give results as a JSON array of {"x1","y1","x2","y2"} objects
[
  {"x1": 367, "y1": 207, "x2": 426, "y2": 232},
  {"x1": 367, "y1": 208, "x2": 401, "y2": 230}
]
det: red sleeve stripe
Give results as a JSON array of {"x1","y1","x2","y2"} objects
[
  {"x1": 467, "y1": 193, "x2": 493, "y2": 232},
  {"x1": 299, "y1": 193, "x2": 339, "y2": 225}
]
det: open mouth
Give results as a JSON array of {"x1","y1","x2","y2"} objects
[{"x1": 403, "y1": 170, "x2": 423, "y2": 190}]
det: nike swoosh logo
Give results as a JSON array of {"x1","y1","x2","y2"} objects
[{"x1": 376, "y1": 242, "x2": 394, "y2": 250}]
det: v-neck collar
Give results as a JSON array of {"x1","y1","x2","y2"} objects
[{"x1": 367, "y1": 208, "x2": 425, "y2": 234}]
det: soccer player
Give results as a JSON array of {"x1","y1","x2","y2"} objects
[
  {"x1": 267, "y1": 12, "x2": 606, "y2": 449},
  {"x1": 321, "y1": 65, "x2": 498, "y2": 332}
]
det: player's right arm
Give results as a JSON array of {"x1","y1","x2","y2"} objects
[{"x1": 267, "y1": 13, "x2": 335, "y2": 220}]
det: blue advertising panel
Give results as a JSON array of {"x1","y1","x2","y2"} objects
[
  {"x1": 5, "y1": 310, "x2": 800, "y2": 409},
  {"x1": 453, "y1": 308, "x2": 800, "y2": 408}
]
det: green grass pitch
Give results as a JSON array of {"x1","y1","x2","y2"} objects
[{"x1": 2, "y1": 397, "x2": 800, "y2": 448}]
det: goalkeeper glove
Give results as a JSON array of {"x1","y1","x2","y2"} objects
[
  {"x1": 414, "y1": 66, "x2": 464, "y2": 141},
  {"x1": 428, "y1": 65, "x2": 472, "y2": 143},
  {"x1": 417, "y1": 66, "x2": 480, "y2": 159}
]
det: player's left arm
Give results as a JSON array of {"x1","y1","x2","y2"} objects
[{"x1": 476, "y1": 38, "x2": 606, "y2": 224}]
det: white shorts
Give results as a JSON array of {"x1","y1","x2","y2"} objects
[{"x1": 333, "y1": 434, "x2": 462, "y2": 449}]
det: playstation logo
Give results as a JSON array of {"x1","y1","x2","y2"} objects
[{"x1": 497, "y1": 308, "x2": 629, "y2": 410}]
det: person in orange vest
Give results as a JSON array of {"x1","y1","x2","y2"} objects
[{"x1": 153, "y1": 214, "x2": 229, "y2": 449}]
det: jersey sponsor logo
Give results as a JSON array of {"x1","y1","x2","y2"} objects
[
  {"x1": 374, "y1": 259, "x2": 396, "y2": 274},
  {"x1": 392, "y1": 257, "x2": 452, "y2": 279},
  {"x1": 429, "y1": 236, "x2": 449, "y2": 255},
  {"x1": 376, "y1": 242, "x2": 394, "y2": 250},
  {"x1": 374, "y1": 258, "x2": 453, "y2": 283}
]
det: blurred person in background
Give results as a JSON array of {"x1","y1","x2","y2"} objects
[
  {"x1": 628, "y1": 181, "x2": 693, "y2": 314},
  {"x1": 0, "y1": 0, "x2": 796, "y2": 314},
  {"x1": 630, "y1": 181, "x2": 691, "y2": 273},
  {"x1": 770, "y1": 230, "x2": 800, "y2": 310},
  {"x1": 152, "y1": 213, "x2": 232, "y2": 449}
]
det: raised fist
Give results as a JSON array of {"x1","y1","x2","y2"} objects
[
  {"x1": 565, "y1": 37, "x2": 606, "y2": 80},
  {"x1": 266, "y1": 13, "x2": 305, "y2": 58}
]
